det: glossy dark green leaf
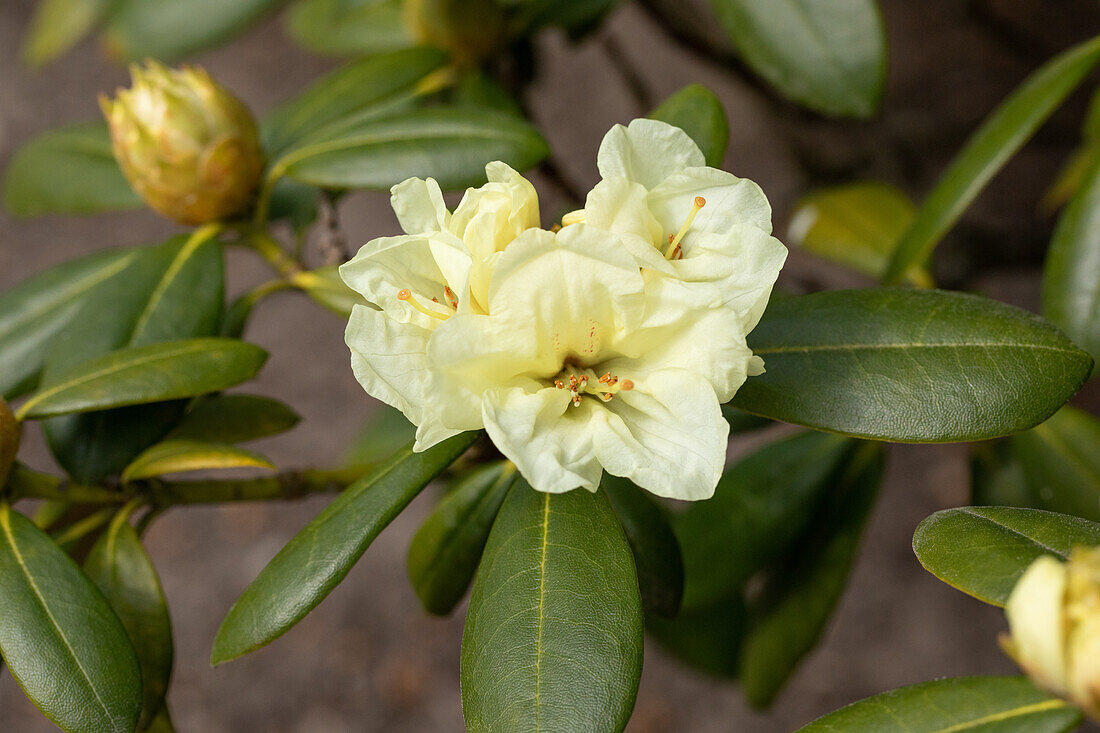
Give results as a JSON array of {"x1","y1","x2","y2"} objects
[
  {"x1": 3, "y1": 122, "x2": 141, "y2": 217},
  {"x1": 603, "y1": 474, "x2": 683, "y2": 618},
  {"x1": 732, "y1": 288, "x2": 1094, "y2": 442},
  {"x1": 294, "y1": 267, "x2": 368, "y2": 318},
  {"x1": 787, "y1": 182, "x2": 930, "y2": 286},
  {"x1": 648, "y1": 84, "x2": 729, "y2": 167},
  {"x1": 740, "y1": 442, "x2": 885, "y2": 708},
  {"x1": 38, "y1": 236, "x2": 225, "y2": 481},
  {"x1": 212, "y1": 432, "x2": 477, "y2": 663},
  {"x1": 85, "y1": 509, "x2": 173, "y2": 730},
  {"x1": 721, "y1": 404, "x2": 771, "y2": 433},
  {"x1": 796, "y1": 676, "x2": 1082, "y2": 733},
  {"x1": 167, "y1": 394, "x2": 300, "y2": 444},
  {"x1": 453, "y1": 72, "x2": 523, "y2": 117},
  {"x1": 276, "y1": 107, "x2": 550, "y2": 191},
  {"x1": 267, "y1": 178, "x2": 320, "y2": 231},
  {"x1": 913, "y1": 506, "x2": 1100, "y2": 607},
  {"x1": 884, "y1": 34, "x2": 1100, "y2": 284},
  {"x1": 407, "y1": 462, "x2": 518, "y2": 615},
  {"x1": 461, "y1": 481, "x2": 643, "y2": 733},
  {"x1": 122, "y1": 439, "x2": 274, "y2": 483},
  {"x1": 262, "y1": 47, "x2": 448, "y2": 157},
  {"x1": 709, "y1": 0, "x2": 885, "y2": 118},
  {"x1": 103, "y1": 0, "x2": 286, "y2": 62},
  {"x1": 1042, "y1": 87, "x2": 1100, "y2": 211},
  {"x1": 645, "y1": 592, "x2": 746, "y2": 678},
  {"x1": 342, "y1": 405, "x2": 416, "y2": 466},
  {"x1": 0, "y1": 248, "x2": 139, "y2": 400},
  {"x1": 19, "y1": 338, "x2": 268, "y2": 420},
  {"x1": 1043, "y1": 147, "x2": 1100, "y2": 374},
  {"x1": 0, "y1": 503, "x2": 141, "y2": 733},
  {"x1": 970, "y1": 441, "x2": 1034, "y2": 509},
  {"x1": 285, "y1": 0, "x2": 410, "y2": 57},
  {"x1": 1009, "y1": 406, "x2": 1100, "y2": 521},
  {"x1": 676, "y1": 432, "x2": 855, "y2": 610},
  {"x1": 21, "y1": 0, "x2": 112, "y2": 66}
]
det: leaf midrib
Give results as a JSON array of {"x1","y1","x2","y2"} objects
[{"x1": 935, "y1": 698, "x2": 1070, "y2": 732}]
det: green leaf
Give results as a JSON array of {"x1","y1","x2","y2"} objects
[
  {"x1": 212, "y1": 431, "x2": 477, "y2": 664},
  {"x1": 3, "y1": 122, "x2": 141, "y2": 217},
  {"x1": 1009, "y1": 406, "x2": 1100, "y2": 521},
  {"x1": 740, "y1": 442, "x2": 885, "y2": 708},
  {"x1": 709, "y1": 0, "x2": 885, "y2": 118},
  {"x1": 675, "y1": 431, "x2": 854, "y2": 611},
  {"x1": 407, "y1": 462, "x2": 518, "y2": 615},
  {"x1": 0, "y1": 503, "x2": 141, "y2": 733},
  {"x1": 648, "y1": 84, "x2": 729, "y2": 167},
  {"x1": 460, "y1": 481, "x2": 643, "y2": 733},
  {"x1": 721, "y1": 404, "x2": 772, "y2": 433},
  {"x1": 167, "y1": 394, "x2": 300, "y2": 444},
  {"x1": 0, "y1": 398, "x2": 18, "y2": 489},
  {"x1": 85, "y1": 509, "x2": 173, "y2": 730},
  {"x1": 275, "y1": 107, "x2": 551, "y2": 191},
  {"x1": 144, "y1": 706, "x2": 176, "y2": 733},
  {"x1": 883, "y1": 34, "x2": 1100, "y2": 284},
  {"x1": 913, "y1": 506, "x2": 1100, "y2": 607},
  {"x1": 122, "y1": 439, "x2": 274, "y2": 483},
  {"x1": 1041, "y1": 87, "x2": 1100, "y2": 212},
  {"x1": 294, "y1": 267, "x2": 368, "y2": 318},
  {"x1": 38, "y1": 235, "x2": 226, "y2": 481},
  {"x1": 21, "y1": 0, "x2": 113, "y2": 66},
  {"x1": 731, "y1": 288, "x2": 1095, "y2": 442},
  {"x1": 453, "y1": 72, "x2": 523, "y2": 117},
  {"x1": 262, "y1": 47, "x2": 449, "y2": 157},
  {"x1": 603, "y1": 474, "x2": 683, "y2": 618},
  {"x1": 0, "y1": 247, "x2": 139, "y2": 399},
  {"x1": 970, "y1": 441, "x2": 1034, "y2": 509},
  {"x1": 797, "y1": 676, "x2": 1081, "y2": 732},
  {"x1": 342, "y1": 405, "x2": 416, "y2": 466},
  {"x1": 285, "y1": 0, "x2": 410, "y2": 57},
  {"x1": 1043, "y1": 147, "x2": 1100, "y2": 375},
  {"x1": 18, "y1": 338, "x2": 268, "y2": 420},
  {"x1": 645, "y1": 592, "x2": 746, "y2": 678},
  {"x1": 103, "y1": 0, "x2": 286, "y2": 62},
  {"x1": 787, "y1": 182, "x2": 930, "y2": 286}
]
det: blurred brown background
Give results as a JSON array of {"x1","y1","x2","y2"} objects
[{"x1": 2, "y1": 0, "x2": 1100, "y2": 730}]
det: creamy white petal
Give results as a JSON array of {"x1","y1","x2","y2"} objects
[
  {"x1": 648, "y1": 166, "x2": 773, "y2": 235},
  {"x1": 1006, "y1": 556, "x2": 1071, "y2": 693},
  {"x1": 482, "y1": 381, "x2": 604, "y2": 493},
  {"x1": 390, "y1": 177, "x2": 450, "y2": 235},
  {"x1": 592, "y1": 369, "x2": 727, "y2": 500},
  {"x1": 582, "y1": 177, "x2": 675, "y2": 274},
  {"x1": 597, "y1": 118, "x2": 706, "y2": 189}
]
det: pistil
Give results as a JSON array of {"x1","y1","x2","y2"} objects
[{"x1": 665, "y1": 196, "x2": 706, "y2": 260}]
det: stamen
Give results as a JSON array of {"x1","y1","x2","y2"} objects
[
  {"x1": 664, "y1": 196, "x2": 706, "y2": 260},
  {"x1": 443, "y1": 286, "x2": 459, "y2": 309},
  {"x1": 555, "y1": 369, "x2": 635, "y2": 407},
  {"x1": 397, "y1": 288, "x2": 450, "y2": 320}
]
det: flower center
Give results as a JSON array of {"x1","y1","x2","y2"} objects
[
  {"x1": 397, "y1": 286, "x2": 458, "y2": 320},
  {"x1": 664, "y1": 196, "x2": 706, "y2": 260},
  {"x1": 552, "y1": 367, "x2": 634, "y2": 407}
]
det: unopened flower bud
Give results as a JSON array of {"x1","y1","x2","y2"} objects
[
  {"x1": 1003, "y1": 547, "x2": 1100, "y2": 719},
  {"x1": 403, "y1": 0, "x2": 506, "y2": 64},
  {"x1": 100, "y1": 60, "x2": 263, "y2": 225}
]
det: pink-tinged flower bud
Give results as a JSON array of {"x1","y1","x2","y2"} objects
[{"x1": 100, "y1": 60, "x2": 263, "y2": 225}]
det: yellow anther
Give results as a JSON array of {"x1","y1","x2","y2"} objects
[
  {"x1": 397, "y1": 288, "x2": 450, "y2": 320},
  {"x1": 665, "y1": 195, "x2": 706, "y2": 260}
]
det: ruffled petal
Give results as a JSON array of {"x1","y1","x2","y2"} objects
[
  {"x1": 647, "y1": 166, "x2": 773, "y2": 236},
  {"x1": 390, "y1": 177, "x2": 450, "y2": 235},
  {"x1": 597, "y1": 119, "x2": 706, "y2": 189}
]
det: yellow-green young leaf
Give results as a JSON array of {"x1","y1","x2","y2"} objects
[
  {"x1": 39, "y1": 235, "x2": 226, "y2": 483},
  {"x1": 0, "y1": 247, "x2": 139, "y2": 399},
  {"x1": 788, "y1": 182, "x2": 930, "y2": 286},
  {"x1": 731, "y1": 289, "x2": 1094, "y2": 442},
  {"x1": 407, "y1": 462, "x2": 518, "y2": 615},
  {"x1": 21, "y1": 0, "x2": 112, "y2": 66},
  {"x1": 1041, "y1": 85, "x2": 1100, "y2": 212},
  {"x1": 285, "y1": 0, "x2": 410, "y2": 57},
  {"x1": 913, "y1": 506, "x2": 1100, "y2": 607},
  {"x1": 293, "y1": 267, "x2": 368, "y2": 318},
  {"x1": 0, "y1": 397, "x2": 19, "y2": 488},
  {"x1": 461, "y1": 481, "x2": 643, "y2": 733},
  {"x1": 797, "y1": 676, "x2": 1081, "y2": 733},
  {"x1": 275, "y1": 108, "x2": 550, "y2": 192},
  {"x1": 709, "y1": 0, "x2": 886, "y2": 118},
  {"x1": 103, "y1": 0, "x2": 285, "y2": 62},
  {"x1": 212, "y1": 432, "x2": 478, "y2": 664},
  {"x1": 1043, "y1": 150, "x2": 1100, "y2": 375},
  {"x1": 740, "y1": 442, "x2": 885, "y2": 708},
  {"x1": 884, "y1": 34, "x2": 1100, "y2": 284},
  {"x1": 1009, "y1": 406, "x2": 1100, "y2": 522},
  {"x1": 0, "y1": 504, "x2": 141, "y2": 733},
  {"x1": 262, "y1": 47, "x2": 449, "y2": 157},
  {"x1": 3, "y1": 122, "x2": 141, "y2": 217},
  {"x1": 648, "y1": 84, "x2": 729, "y2": 167},
  {"x1": 122, "y1": 440, "x2": 275, "y2": 483},
  {"x1": 85, "y1": 510, "x2": 173, "y2": 730},
  {"x1": 167, "y1": 394, "x2": 300, "y2": 444},
  {"x1": 17, "y1": 338, "x2": 268, "y2": 420}
]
